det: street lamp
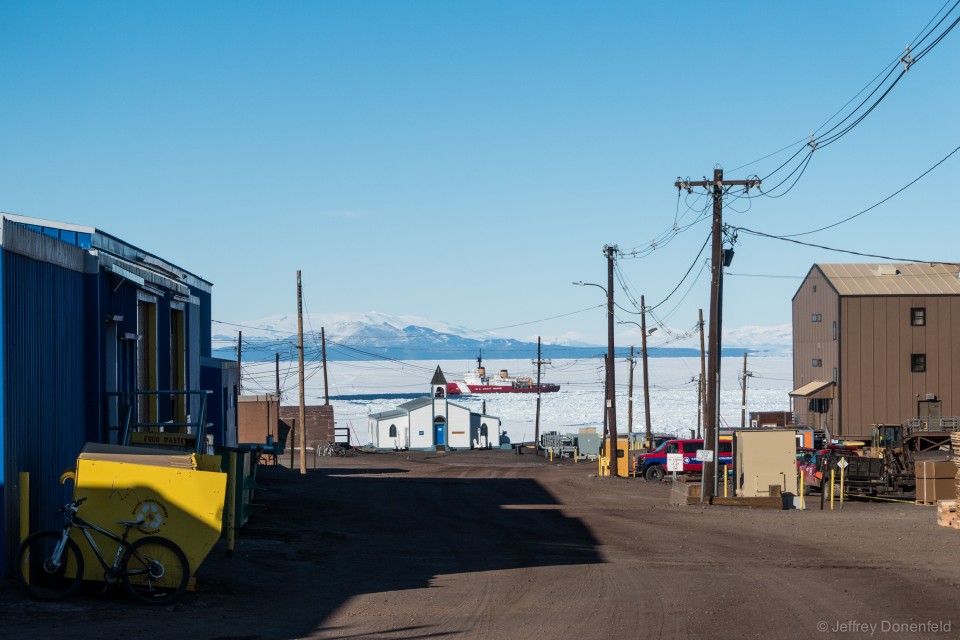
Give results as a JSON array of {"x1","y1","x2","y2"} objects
[
  {"x1": 573, "y1": 276, "x2": 618, "y2": 475},
  {"x1": 618, "y1": 302, "x2": 656, "y2": 452},
  {"x1": 573, "y1": 281, "x2": 606, "y2": 295}
]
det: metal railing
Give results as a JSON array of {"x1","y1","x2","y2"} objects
[
  {"x1": 106, "y1": 389, "x2": 212, "y2": 455},
  {"x1": 903, "y1": 416, "x2": 960, "y2": 432}
]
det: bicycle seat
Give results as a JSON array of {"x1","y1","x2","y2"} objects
[{"x1": 118, "y1": 518, "x2": 143, "y2": 527}]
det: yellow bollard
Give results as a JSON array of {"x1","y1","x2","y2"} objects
[
  {"x1": 549, "y1": 449, "x2": 553, "y2": 463},
  {"x1": 574, "y1": 447, "x2": 578, "y2": 464},
  {"x1": 799, "y1": 469, "x2": 805, "y2": 510},
  {"x1": 19, "y1": 471, "x2": 29, "y2": 543},
  {"x1": 598, "y1": 456, "x2": 602, "y2": 476},
  {"x1": 830, "y1": 469, "x2": 835, "y2": 510},
  {"x1": 840, "y1": 463, "x2": 845, "y2": 510},
  {"x1": 723, "y1": 465, "x2": 728, "y2": 497}
]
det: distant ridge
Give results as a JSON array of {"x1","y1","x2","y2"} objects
[{"x1": 213, "y1": 313, "x2": 779, "y2": 362}]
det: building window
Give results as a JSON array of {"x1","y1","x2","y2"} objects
[
  {"x1": 811, "y1": 313, "x2": 822, "y2": 322},
  {"x1": 911, "y1": 354, "x2": 926, "y2": 373},
  {"x1": 832, "y1": 320, "x2": 837, "y2": 341},
  {"x1": 389, "y1": 424, "x2": 398, "y2": 438},
  {"x1": 812, "y1": 359, "x2": 822, "y2": 367},
  {"x1": 833, "y1": 367, "x2": 837, "y2": 382},
  {"x1": 911, "y1": 307, "x2": 926, "y2": 326},
  {"x1": 812, "y1": 285, "x2": 817, "y2": 292}
]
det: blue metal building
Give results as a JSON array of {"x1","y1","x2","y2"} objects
[{"x1": 0, "y1": 213, "x2": 233, "y2": 576}]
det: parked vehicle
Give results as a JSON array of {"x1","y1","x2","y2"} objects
[
  {"x1": 633, "y1": 438, "x2": 732, "y2": 482},
  {"x1": 797, "y1": 446, "x2": 862, "y2": 494}
]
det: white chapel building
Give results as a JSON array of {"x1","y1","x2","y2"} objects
[{"x1": 368, "y1": 367, "x2": 501, "y2": 451}]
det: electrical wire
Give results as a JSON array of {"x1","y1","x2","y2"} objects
[
  {"x1": 732, "y1": 225, "x2": 960, "y2": 264},
  {"x1": 645, "y1": 230, "x2": 712, "y2": 312}
]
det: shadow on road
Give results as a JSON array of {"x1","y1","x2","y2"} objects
[{"x1": 202, "y1": 464, "x2": 603, "y2": 639}]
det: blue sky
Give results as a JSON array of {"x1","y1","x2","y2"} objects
[{"x1": 1, "y1": 1, "x2": 958, "y2": 346}]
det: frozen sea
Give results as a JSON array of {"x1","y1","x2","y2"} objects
[{"x1": 242, "y1": 355, "x2": 793, "y2": 445}]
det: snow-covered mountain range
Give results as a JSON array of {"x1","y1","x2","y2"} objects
[{"x1": 213, "y1": 312, "x2": 792, "y2": 362}]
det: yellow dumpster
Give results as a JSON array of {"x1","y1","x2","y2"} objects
[{"x1": 68, "y1": 443, "x2": 227, "y2": 583}]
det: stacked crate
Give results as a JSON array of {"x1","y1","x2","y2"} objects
[
  {"x1": 937, "y1": 432, "x2": 960, "y2": 530},
  {"x1": 939, "y1": 500, "x2": 958, "y2": 528},
  {"x1": 954, "y1": 432, "x2": 960, "y2": 501}
]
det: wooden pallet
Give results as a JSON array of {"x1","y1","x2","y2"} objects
[{"x1": 937, "y1": 499, "x2": 957, "y2": 528}]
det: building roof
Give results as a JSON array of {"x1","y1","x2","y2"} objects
[
  {"x1": 398, "y1": 398, "x2": 433, "y2": 411},
  {"x1": 789, "y1": 380, "x2": 835, "y2": 399},
  {"x1": 0, "y1": 212, "x2": 212, "y2": 291},
  {"x1": 369, "y1": 409, "x2": 407, "y2": 420},
  {"x1": 430, "y1": 366, "x2": 447, "y2": 385},
  {"x1": 815, "y1": 263, "x2": 960, "y2": 297}
]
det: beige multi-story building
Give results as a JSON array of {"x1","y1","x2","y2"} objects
[{"x1": 790, "y1": 263, "x2": 960, "y2": 439}]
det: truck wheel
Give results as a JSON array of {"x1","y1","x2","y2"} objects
[{"x1": 645, "y1": 465, "x2": 665, "y2": 482}]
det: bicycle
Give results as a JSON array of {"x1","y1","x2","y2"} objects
[{"x1": 16, "y1": 497, "x2": 190, "y2": 605}]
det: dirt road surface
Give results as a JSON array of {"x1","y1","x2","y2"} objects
[{"x1": 3, "y1": 449, "x2": 959, "y2": 639}]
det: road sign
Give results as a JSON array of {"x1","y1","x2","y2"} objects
[
  {"x1": 695, "y1": 449, "x2": 714, "y2": 462},
  {"x1": 666, "y1": 453, "x2": 683, "y2": 472},
  {"x1": 837, "y1": 458, "x2": 849, "y2": 470}
]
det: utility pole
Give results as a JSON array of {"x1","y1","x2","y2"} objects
[
  {"x1": 740, "y1": 352, "x2": 752, "y2": 428},
  {"x1": 695, "y1": 374, "x2": 702, "y2": 439},
  {"x1": 274, "y1": 351, "x2": 281, "y2": 443},
  {"x1": 698, "y1": 308, "x2": 707, "y2": 435},
  {"x1": 604, "y1": 244, "x2": 619, "y2": 476},
  {"x1": 535, "y1": 336, "x2": 542, "y2": 455},
  {"x1": 236, "y1": 331, "x2": 242, "y2": 395},
  {"x1": 676, "y1": 171, "x2": 760, "y2": 499},
  {"x1": 296, "y1": 271, "x2": 306, "y2": 476},
  {"x1": 640, "y1": 295, "x2": 653, "y2": 452},
  {"x1": 321, "y1": 327, "x2": 330, "y2": 405},
  {"x1": 627, "y1": 346, "x2": 635, "y2": 436}
]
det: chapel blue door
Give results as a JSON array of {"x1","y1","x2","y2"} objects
[{"x1": 435, "y1": 418, "x2": 446, "y2": 446}]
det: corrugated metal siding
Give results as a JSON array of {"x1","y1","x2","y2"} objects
[
  {"x1": 2, "y1": 249, "x2": 87, "y2": 576},
  {"x1": 841, "y1": 295, "x2": 960, "y2": 437},
  {"x1": 792, "y1": 267, "x2": 839, "y2": 432}
]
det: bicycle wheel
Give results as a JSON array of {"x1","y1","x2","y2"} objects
[
  {"x1": 16, "y1": 530, "x2": 85, "y2": 601},
  {"x1": 120, "y1": 536, "x2": 189, "y2": 605}
]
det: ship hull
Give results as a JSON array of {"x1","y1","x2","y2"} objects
[{"x1": 446, "y1": 382, "x2": 560, "y2": 395}]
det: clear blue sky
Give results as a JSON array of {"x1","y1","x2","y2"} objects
[{"x1": 2, "y1": 1, "x2": 957, "y2": 346}]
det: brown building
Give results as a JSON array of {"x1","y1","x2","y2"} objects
[{"x1": 791, "y1": 263, "x2": 960, "y2": 439}]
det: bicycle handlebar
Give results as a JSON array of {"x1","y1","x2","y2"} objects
[{"x1": 57, "y1": 496, "x2": 87, "y2": 514}]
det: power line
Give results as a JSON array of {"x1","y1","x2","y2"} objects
[
  {"x1": 645, "y1": 230, "x2": 711, "y2": 312},
  {"x1": 731, "y1": 224, "x2": 960, "y2": 264},
  {"x1": 780, "y1": 143, "x2": 960, "y2": 237}
]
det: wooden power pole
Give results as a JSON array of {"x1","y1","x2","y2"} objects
[
  {"x1": 698, "y1": 308, "x2": 707, "y2": 436},
  {"x1": 296, "y1": 270, "x2": 306, "y2": 475},
  {"x1": 604, "y1": 244, "x2": 619, "y2": 476},
  {"x1": 627, "y1": 346, "x2": 634, "y2": 436},
  {"x1": 640, "y1": 296, "x2": 653, "y2": 452},
  {"x1": 676, "y1": 171, "x2": 760, "y2": 499},
  {"x1": 695, "y1": 374, "x2": 702, "y2": 439},
  {"x1": 321, "y1": 327, "x2": 330, "y2": 405},
  {"x1": 236, "y1": 331, "x2": 242, "y2": 395},
  {"x1": 740, "y1": 352, "x2": 751, "y2": 428},
  {"x1": 535, "y1": 336, "x2": 542, "y2": 455}
]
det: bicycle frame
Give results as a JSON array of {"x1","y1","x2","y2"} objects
[{"x1": 56, "y1": 507, "x2": 137, "y2": 580}]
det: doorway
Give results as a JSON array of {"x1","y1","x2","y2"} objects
[{"x1": 434, "y1": 416, "x2": 446, "y2": 450}]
